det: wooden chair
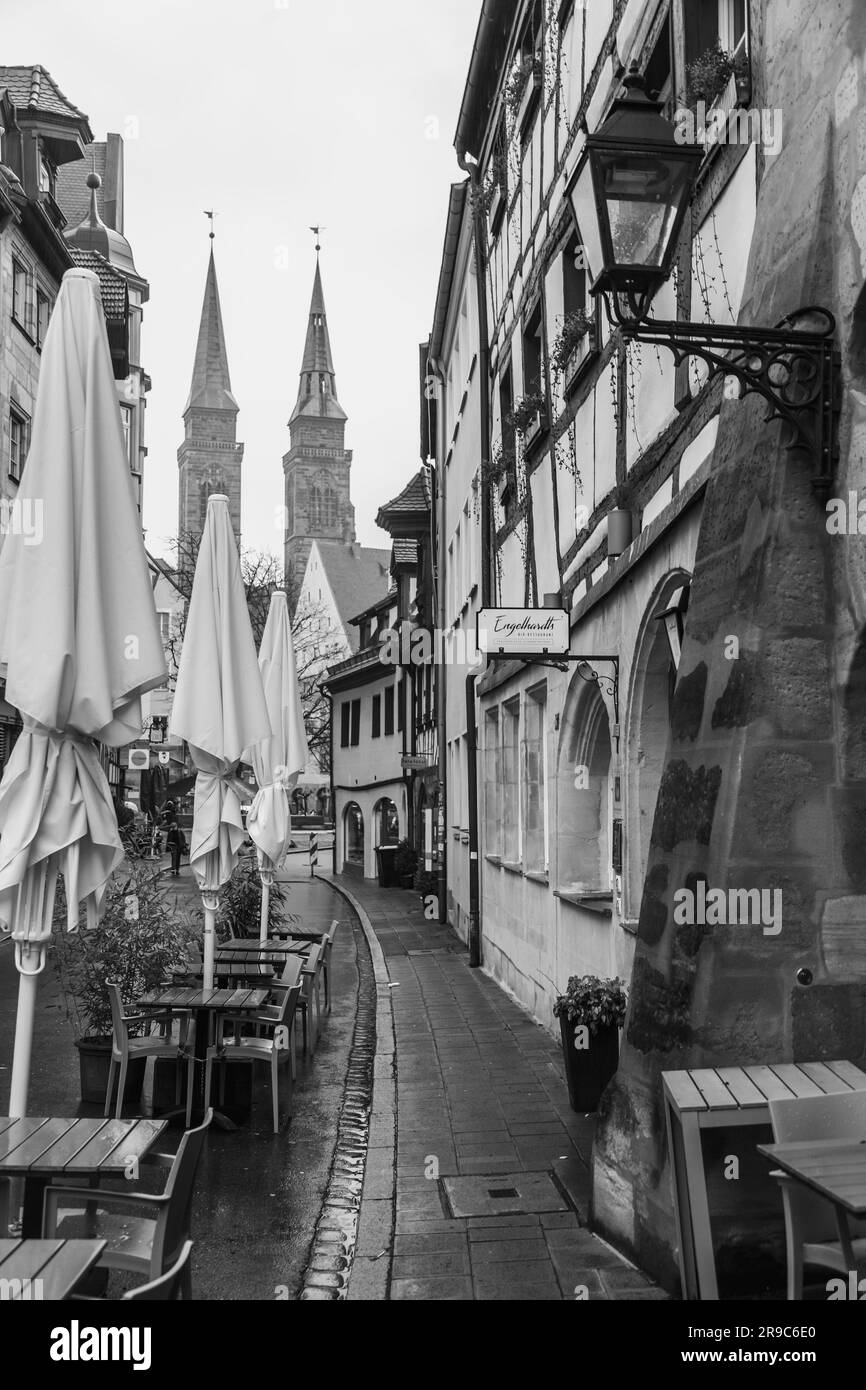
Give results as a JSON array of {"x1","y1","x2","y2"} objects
[
  {"x1": 43, "y1": 1111, "x2": 212, "y2": 1295},
  {"x1": 105, "y1": 982, "x2": 186, "y2": 1120},
  {"x1": 122, "y1": 1240, "x2": 194, "y2": 1300},
  {"x1": 769, "y1": 1092, "x2": 866, "y2": 1299},
  {"x1": 207, "y1": 985, "x2": 302, "y2": 1133},
  {"x1": 320, "y1": 920, "x2": 340, "y2": 1014}
]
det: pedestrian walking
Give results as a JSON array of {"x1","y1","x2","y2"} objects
[{"x1": 166, "y1": 820, "x2": 187, "y2": 876}]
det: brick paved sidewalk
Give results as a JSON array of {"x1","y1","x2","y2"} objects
[{"x1": 325, "y1": 875, "x2": 667, "y2": 1302}]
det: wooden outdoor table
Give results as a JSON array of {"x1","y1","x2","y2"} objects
[
  {"x1": 192, "y1": 962, "x2": 275, "y2": 982},
  {"x1": 218, "y1": 939, "x2": 309, "y2": 955},
  {"x1": 137, "y1": 987, "x2": 269, "y2": 1129},
  {"x1": 216, "y1": 945, "x2": 310, "y2": 969},
  {"x1": 0, "y1": 1116, "x2": 166, "y2": 1238},
  {"x1": 662, "y1": 1059, "x2": 866, "y2": 1300},
  {"x1": 757, "y1": 1138, "x2": 866, "y2": 1216},
  {"x1": 0, "y1": 1238, "x2": 107, "y2": 1300}
]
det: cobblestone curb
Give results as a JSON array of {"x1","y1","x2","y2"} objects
[{"x1": 298, "y1": 876, "x2": 395, "y2": 1300}]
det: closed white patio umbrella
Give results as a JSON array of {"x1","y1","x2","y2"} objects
[
  {"x1": 0, "y1": 268, "x2": 167, "y2": 1118},
  {"x1": 247, "y1": 589, "x2": 309, "y2": 942},
  {"x1": 169, "y1": 495, "x2": 270, "y2": 989}
]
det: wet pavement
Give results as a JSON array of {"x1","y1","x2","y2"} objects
[
  {"x1": 0, "y1": 855, "x2": 666, "y2": 1300},
  {"x1": 0, "y1": 856, "x2": 359, "y2": 1300},
  {"x1": 323, "y1": 872, "x2": 668, "y2": 1302}
]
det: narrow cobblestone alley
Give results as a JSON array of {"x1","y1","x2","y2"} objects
[{"x1": 322, "y1": 875, "x2": 667, "y2": 1302}]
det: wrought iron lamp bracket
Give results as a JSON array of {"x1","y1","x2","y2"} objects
[
  {"x1": 602, "y1": 294, "x2": 841, "y2": 498},
  {"x1": 515, "y1": 653, "x2": 620, "y2": 729}
]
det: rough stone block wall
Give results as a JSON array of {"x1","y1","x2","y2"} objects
[{"x1": 592, "y1": 0, "x2": 866, "y2": 1293}]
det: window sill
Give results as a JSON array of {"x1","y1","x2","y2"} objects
[
  {"x1": 500, "y1": 860, "x2": 523, "y2": 876},
  {"x1": 621, "y1": 917, "x2": 639, "y2": 936},
  {"x1": 554, "y1": 890, "x2": 613, "y2": 916},
  {"x1": 12, "y1": 318, "x2": 35, "y2": 346},
  {"x1": 485, "y1": 854, "x2": 502, "y2": 866},
  {"x1": 524, "y1": 870, "x2": 549, "y2": 885}
]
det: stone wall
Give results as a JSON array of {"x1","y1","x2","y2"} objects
[{"x1": 592, "y1": 0, "x2": 866, "y2": 1293}]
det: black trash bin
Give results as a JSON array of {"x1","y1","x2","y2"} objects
[{"x1": 375, "y1": 844, "x2": 399, "y2": 887}]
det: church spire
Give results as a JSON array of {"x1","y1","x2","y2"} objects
[
  {"x1": 184, "y1": 246, "x2": 238, "y2": 415},
  {"x1": 290, "y1": 254, "x2": 347, "y2": 426}
]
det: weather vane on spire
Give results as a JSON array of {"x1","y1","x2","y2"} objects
[
  {"x1": 310, "y1": 225, "x2": 326, "y2": 254},
  {"x1": 204, "y1": 209, "x2": 219, "y2": 240}
]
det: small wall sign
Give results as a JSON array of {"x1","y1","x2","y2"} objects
[{"x1": 477, "y1": 607, "x2": 570, "y2": 657}]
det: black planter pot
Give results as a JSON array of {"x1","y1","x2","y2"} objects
[
  {"x1": 75, "y1": 1038, "x2": 146, "y2": 1108},
  {"x1": 558, "y1": 1017, "x2": 619, "y2": 1113}
]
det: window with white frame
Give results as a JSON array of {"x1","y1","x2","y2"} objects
[
  {"x1": 502, "y1": 698, "x2": 521, "y2": 863},
  {"x1": 683, "y1": 0, "x2": 748, "y2": 77},
  {"x1": 120, "y1": 405, "x2": 135, "y2": 471},
  {"x1": 461, "y1": 500, "x2": 471, "y2": 603},
  {"x1": 12, "y1": 259, "x2": 29, "y2": 332},
  {"x1": 9, "y1": 406, "x2": 30, "y2": 483},
  {"x1": 36, "y1": 288, "x2": 51, "y2": 349},
  {"x1": 483, "y1": 709, "x2": 501, "y2": 855},
  {"x1": 523, "y1": 685, "x2": 548, "y2": 873}
]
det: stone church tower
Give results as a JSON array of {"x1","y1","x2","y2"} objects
[
  {"x1": 283, "y1": 254, "x2": 356, "y2": 588},
  {"x1": 177, "y1": 244, "x2": 243, "y2": 545}
]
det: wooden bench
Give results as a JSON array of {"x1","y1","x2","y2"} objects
[{"x1": 662, "y1": 1059, "x2": 866, "y2": 1300}]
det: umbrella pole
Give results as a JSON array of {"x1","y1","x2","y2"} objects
[
  {"x1": 259, "y1": 865, "x2": 274, "y2": 945},
  {"x1": 202, "y1": 890, "x2": 219, "y2": 992},
  {"x1": 9, "y1": 861, "x2": 53, "y2": 1118},
  {"x1": 9, "y1": 969, "x2": 39, "y2": 1118}
]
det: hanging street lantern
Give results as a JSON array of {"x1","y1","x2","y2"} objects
[
  {"x1": 568, "y1": 65, "x2": 703, "y2": 319},
  {"x1": 566, "y1": 63, "x2": 840, "y2": 498}
]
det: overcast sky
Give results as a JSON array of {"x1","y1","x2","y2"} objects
[{"x1": 3, "y1": 0, "x2": 480, "y2": 561}]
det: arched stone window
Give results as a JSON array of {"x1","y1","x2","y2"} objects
[
  {"x1": 625, "y1": 573, "x2": 691, "y2": 916},
  {"x1": 309, "y1": 482, "x2": 338, "y2": 531},
  {"x1": 556, "y1": 675, "x2": 614, "y2": 894},
  {"x1": 344, "y1": 802, "x2": 364, "y2": 866}
]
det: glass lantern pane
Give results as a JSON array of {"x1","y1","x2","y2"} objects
[
  {"x1": 569, "y1": 156, "x2": 605, "y2": 286},
  {"x1": 599, "y1": 152, "x2": 693, "y2": 270}
]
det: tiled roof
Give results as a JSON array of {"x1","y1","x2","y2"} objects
[
  {"x1": 67, "y1": 248, "x2": 127, "y2": 321},
  {"x1": 315, "y1": 542, "x2": 391, "y2": 654},
  {"x1": 376, "y1": 468, "x2": 432, "y2": 529},
  {"x1": 55, "y1": 142, "x2": 107, "y2": 226},
  {"x1": 391, "y1": 539, "x2": 419, "y2": 567},
  {"x1": 0, "y1": 65, "x2": 89, "y2": 123}
]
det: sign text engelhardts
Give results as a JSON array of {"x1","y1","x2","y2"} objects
[{"x1": 477, "y1": 607, "x2": 569, "y2": 656}]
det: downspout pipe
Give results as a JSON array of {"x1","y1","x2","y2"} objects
[
  {"x1": 327, "y1": 684, "x2": 336, "y2": 875},
  {"x1": 457, "y1": 151, "x2": 493, "y2": 970},
  {"x1": 428, "y1": 354, "x2": 449, "y2": 926}
]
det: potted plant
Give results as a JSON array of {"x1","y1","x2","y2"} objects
[
  {"x1": 553, "y1": 975, "x2": 627, "y2": 1112},
  {"x1": 687, "y1": 40, "x2": 750, "y2": 111},
  {"x1": 216, "y1": 854, "x2": 292, "y2": 940},
  {"x1": 551, "y1": 310, "x2": 594, "y2": 387},
  {"x1": 52, "y1": 863, "x2": 198, "y2": 1106},
  {"x1": 393, "y1": 838, "x2": 418, "y2": 890}
]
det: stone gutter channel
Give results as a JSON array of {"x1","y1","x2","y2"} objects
[{"x1": 299, "y1": 877, "x2": 395, "y2": 1300}]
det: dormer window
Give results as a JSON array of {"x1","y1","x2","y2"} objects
[{"x1": 38, "y1": 153, "x2": 54, "y2": 196}]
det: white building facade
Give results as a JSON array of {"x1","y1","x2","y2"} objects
[{"x1": 436, "y1": 0, "x2": 759, "y2": 1028}]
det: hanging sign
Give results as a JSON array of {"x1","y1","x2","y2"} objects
[
  {"x1": 477, "y1": 608, "x2": 570, "y2": 657},
  {"x1": 128, "y1": 748, "x2": 150, "y2": 771}
]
